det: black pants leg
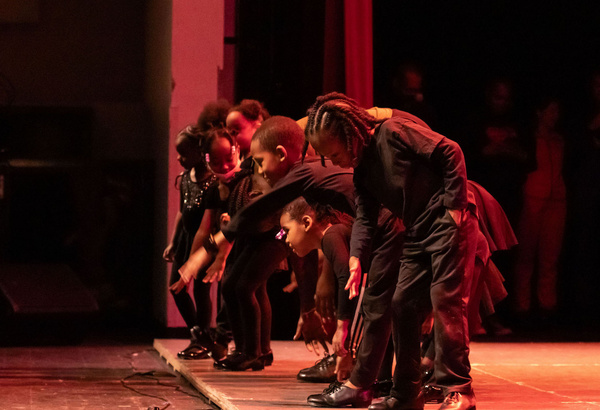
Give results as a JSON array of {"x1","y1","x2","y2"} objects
[
  {"x1": 349, "y1": 216, "x2": 403, "y2": 388},
  {"x1": 391, "y1": 209, "x2": 477, "y2": 402}
]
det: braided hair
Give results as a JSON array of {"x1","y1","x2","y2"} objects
[{"x1": 303, "y1": 92, "x2": 380, "y2": 162}]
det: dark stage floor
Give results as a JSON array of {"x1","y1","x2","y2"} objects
[{"x1": 0, "y1": 333, "x2": 216, "y2": 409}]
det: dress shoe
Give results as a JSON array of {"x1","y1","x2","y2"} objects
[
  {"x1": 218, "y1": 352, "x2": 264, "y2": 371},
  {"x1": 209, "y1": 340, "x2": 229, "y2": 362},
  {"x1": 367, "y1": 394, "x2": 424, "y2": 410},
  {"x1": 260, "y1": 350, "x2": 274, "y2": 366},
  {"x1": 297, "y1": 354, "x2": 337, "y2": 383},
  {"x1": 372, "y1": 379, "x2": 393, "y2": 398},
  {"x1": 307, "y1": 381, "x2": 373, "y2": 407},
  {"x1": 177, "y1": 343, "x2": 210, "y2": 360},
  {"x1": 438, "y1": 392, "x2": 476, "y2": 410},
  {"x1": 422, "y1": 384, "x2": 444, "y2": 404}
]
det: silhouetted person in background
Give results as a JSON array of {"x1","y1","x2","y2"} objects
[
  {"x1": 513, "y1": 96, "x2": 566, "y2": 324},
  {"x1": 388, "y1": 61, "x2": 438, "y2": 129}
]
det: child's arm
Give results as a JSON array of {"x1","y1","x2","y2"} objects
[
  {"x1": 202, "y1": 231, "x2": 233, "y2": 283},
  {"x1": 315, "y1": 253, "x2": 336, "y2": 321},
  {"x1": 163, "y1": 211, "x2": 183, "y2": 262},
  {"x1": 168, "y1": 244, "x2": 212, "y2": 294},
  {"x1": 190, "y1": 209, "x2": 216, "y2": 254}
]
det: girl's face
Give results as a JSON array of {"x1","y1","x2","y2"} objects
[
  {"x1": 176, "y1": 137, "x2": 202, "y2": 170},
  {"x1": 207, "y1": 136, "x2": 238, "y2": 175},
  {"x1": 279, "y1": 212, "x2": 316, "y2": 257},
  {"x1": 226, "y1": 111, "x2": 260, "y2": 153},
  {"x1": 309, "y1": 130, "x2": 356, "y2": 169}
]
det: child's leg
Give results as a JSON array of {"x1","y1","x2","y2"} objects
[
  {"x1": 169, "y1": 260, "x2": 197, "y2": 329},
  {"x1": 429, "y1": 209, "x2": 477, "y2": 395},
  {"x1": 234, "y1": 237, "x2": 288, "y2": 358}
]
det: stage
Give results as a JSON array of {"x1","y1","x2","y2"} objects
[{"x1": 154, "y1": 339, "x2": 600, "y2": 409}]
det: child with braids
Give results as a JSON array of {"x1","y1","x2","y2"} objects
[
  {"x1": 221, "y1": 116, "x2": 406, "y2": 403},
  {"x1": 163, "y1": 125, "x2": 217, "y2": 360},
  {"x1": 304, "y1": 92, "x2": 478, "y2": 410}
]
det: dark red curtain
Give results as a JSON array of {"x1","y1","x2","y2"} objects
[{"x1": 344, "y1": 0, "x2": 373, "y2": 108}]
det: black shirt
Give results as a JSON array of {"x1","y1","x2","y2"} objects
[
  {"x1": 351, "y1": 112, "x2": 469, "y2": 257},
  {"x1": 222, "y1": 157, "x2": 355, "y2": 241}
]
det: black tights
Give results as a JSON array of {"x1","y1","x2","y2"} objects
[
  {"x1": 169, "y1": 260, "x2": 212, "y2": 331},
  {"x1": 221, "y1": 234, "x2": 288, "y2": 358}
]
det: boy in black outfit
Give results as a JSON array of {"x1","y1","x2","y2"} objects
[{"x1": 305, "y1": 92, "x2": 477, "y2": 410}]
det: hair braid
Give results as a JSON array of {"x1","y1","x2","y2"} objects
[{"x1": 304, "y1": 92, "x2": 379, "y2": 162}]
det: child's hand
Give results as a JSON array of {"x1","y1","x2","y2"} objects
[
  {"x1": 283, "y1": 272, "x2": 298, "y2": 293},
  {"x1": 163, "y1": 244, "x2": 175, "y2": 262},
  {"x1": 294, "y1": 309, "x2": 330, "y2": 356},
  {"x1": 220, "y1": 213, "x2": 230, "y2": 230},
  {"x1": 331, "y1": 320, "x2": 349, "y2": 357},
  {"x1": 169, "y1": 277, "x2": 189, "y2": 294},
  {"x1": 345, "y1": 257, "x2": 362, "y2": 299},
  {"x1": 203, "y1": 256, "x2": 226, "y2": 283},
  {"x1": 335, "y1": 353, "x2": 353, "y2": 382}
]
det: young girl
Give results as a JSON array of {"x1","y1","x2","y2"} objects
[
  {"x1": 305, "y1": 92, "x2": 477, "y2": 410},
  {"x1": 170, "y1": 126, "x2": 246, "y2": 360},
  {"x1": 174, "y1": 124, "x2": 275, "y2": 371},
  {"x1": 279, "y1": 199, "x2": 358, "y2": 379},
  {"x1": 226, "y1": 99, "x2": 269, "y2": 159},
  {"x1": 163, "y1": 125, "x2": 217, "y2": 359}
]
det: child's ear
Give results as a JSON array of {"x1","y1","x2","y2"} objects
[
  {"x1": 276, "y1": 145, "x2": 288, "y2": 162},
  {"x1": 301, "y1": 215, "x2": 313, "y2": 231}
]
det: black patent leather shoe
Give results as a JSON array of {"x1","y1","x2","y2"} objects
[
  {"x1": 213, "y1": 350, "x2": 241, "y2": 369},
  {"x1": 219, "y1": 352, "x2": 264, "y2": 371},
  {"x1": 209, "y1": 340, "x2": 229, "y2": 362},
  {"x1": 260, "y1": 350, "x2": 274, "y2": 366},
  {"x1": 422, "y1": 384, "x2": 444, "y2": 404},
  {"x1": 367, "y1": 394, "x2": 424, "y2": 410},
  {"x1": 177, "y1": 343, "x2": 210, "y2": 360},
  {"x1": 297, "y1": 354, "x2": 337, "y2": 383},
  {"x1": 438, "y1": 392, "x2": 476, "y2": 410},
  {"x1": 372, "y1": 379, "x2": 393, "y2": 398},
  {"x1": 307, "y1": 381, "x2": 373, "y2": 407}
]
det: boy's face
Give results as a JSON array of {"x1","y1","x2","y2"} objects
[
  {"x1": 309, "y1": 131, "x2": 356, "y2": 169},
  {"x1": 251, "y1": 139, "x2": 288, "y2": 185},
  {"x1": 279, "y1": 212, "x2": 312, "y2": 257}
]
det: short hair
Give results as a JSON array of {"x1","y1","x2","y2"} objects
[
  {"x1": 303, "y1": 92, "x2": 379, "y2": 160},
  {"x1": 197, "y1": 99, "x2": 232, "y2": 134},
  {"x1": 230, "y1": 99, "x2": 270, "y2": 122},
  {"x1": 282, "y1": 197, "x2": 353, "y2": 227},
  {"x1": 252, "y1": 115, "x2": 305, "y2": 155}
]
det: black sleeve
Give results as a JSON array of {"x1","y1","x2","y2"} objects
[
  {"x1": 429, "y1": 137, "x2": 469, "y2": 210},
  {"x1": 349, "y1": 176, "x2": 379, "y2": 266},
  {"x1": 222, "y1": 165, "x2": 316, "y2": 241},
  {"x1": 204, "y1": 182, "x2": 223, "y2": 211},
  {"x1": 322, "y1": 225, "x2": 357, "y2": 320}
]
